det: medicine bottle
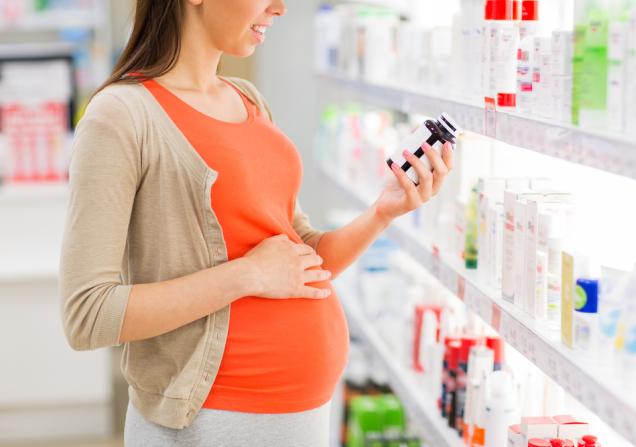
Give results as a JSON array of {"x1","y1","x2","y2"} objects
[{"x1": 386, "y1": 113, "x2": 460, "y2": 185}]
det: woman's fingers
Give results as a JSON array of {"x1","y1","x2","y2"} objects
[
  {"x1": 401, "y1": 150, "x2": 433, "y2": 201},
  {"x1": 303, "y1": 269, "x2": 332, "y2": 284},
  {"x1": 422, "y1": 143, "x2": 450, "y2": 195},
  {"x1": 390, "y1": 160, "x2": 420, "y2": 203},
  {"x1": 422, "y1": 143, "x2": 449, "y2": 177},
  {"x1": 295, "y1": 286, "x2": 332, "y2": 299},
  {"x1": 300, "y1": 253, "x2": 324, "y2": 269},
  {"x1": 293, "y1": 242, "x2": 315, "y2": 256},
  {"x1": 441, "y1": 142, "x2": 454, "y2": 171}
]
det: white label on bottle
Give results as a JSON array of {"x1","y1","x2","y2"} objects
[{"x1": 387, "y1": 122, "x2": 438, "y2": 184}]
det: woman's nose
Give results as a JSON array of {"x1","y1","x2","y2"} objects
[{"x1": 267, "y1": 0, "x2": 287, "y2": 17}]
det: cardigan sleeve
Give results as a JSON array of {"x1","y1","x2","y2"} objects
[
  {"x1": 59, "y1": 92, "x2": 140, "y2": 351},
  {"x1": 292, "y1": 201, "x2": 326, "y2": 251}
]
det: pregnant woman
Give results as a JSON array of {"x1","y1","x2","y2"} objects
[{"x1": 59, "y1": 0, "x2": 453, "y2": 446}]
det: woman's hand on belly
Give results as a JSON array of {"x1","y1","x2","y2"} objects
[{"x1": 243, "y1": 234, "x2": 333, "y2": 300}]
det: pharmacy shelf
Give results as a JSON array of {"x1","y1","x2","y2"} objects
[
  {"x1": 318, "y1": 71, "x2": 636, "y2": 181},
  {"x1": 0, "y1": 260, "x2": 59, "y2": 284},
  {"x1": 338, "y1": 289, "x2": 462, "y2": 447},
  {"x1": 338, "y1": 0, "x2": 411, "y2": 16},
  {"x1": 322, "y1": 167, "x2": 636, "y2": 444},
  {"x1": 0, "y1": 10, "x2": 104, "y2": 32},
  {"x1": 0, "y1": 183, "x2": 68, "y2": 283},
  {"x1": 0, "y1": 182, "x2": 68, "y2": 203}
]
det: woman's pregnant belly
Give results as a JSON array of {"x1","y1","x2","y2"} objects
[{"x1": 203, "y1": 279, "x2": 350, "y2": 413}]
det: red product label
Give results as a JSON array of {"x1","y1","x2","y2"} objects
[
  {"x1": 413, "y1": 307, "x2": 424, "y2": 372},
  {"x1": 521, "y1": 82, "x2": 533, "y2": 92},
  {"x1": 522, "y1": 0, "x2": 539, "y2": 21}
]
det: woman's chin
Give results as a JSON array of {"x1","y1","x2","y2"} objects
[{"x1": 224, "y1": 44, "x2": 257, "y2": 59}]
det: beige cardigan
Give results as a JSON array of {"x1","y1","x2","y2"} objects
[{"x1": 59, "y1": 77, "x2": 325, "y2": 429}]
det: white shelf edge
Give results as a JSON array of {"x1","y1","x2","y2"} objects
[
  {"x1": 323, "y1": 167, "x2": 636, "y2": 445},
  {"x1": 0, "y1": 268, "x2": 59, "y2": 284},
  {"x1": 317, "y1": 71, "x2": 636, "y2": 181},
  {"x1": 0, "y1": 11, "x2": 104, "y2": 33},
  {"x1": 336, "y1": 0, "x2": 411, "y2": 17},
  {"x1": 0, "y1": 183, "x2": 69, "y2": 203},
  {"x1": 338, "y1": 287, "x2": 463, "y2": 447}
]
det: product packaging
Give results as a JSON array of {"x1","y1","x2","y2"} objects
[
  {"x1": 507, "y1": 424, "x2": 523, "y2": 447},
  {"x1": 598, "y1": 265, "x2": 630, "y2": 361},
  {"x1": 574, "y1": 277, "x2": 600, "y2": 352},
  {"x1": 521, "y1": 416, "x2": 558, "y2": 445},
  {"x1": 502, "y1": 190, "x2": 542, "y2": 305},
  {"x1": 464, "y1": 345, "x2": 495, "y2": 445},
  {"x1": 553, "y1": 415, "x2": 590, "y2": 441},
  {"x1": 561, "y1": 252, "x2": 591, "y2": 348},
  {"x1": 484, "y1": 370, "x2": 519, "y2": 447}
]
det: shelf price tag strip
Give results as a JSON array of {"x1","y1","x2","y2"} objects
[{"x1": 317, "y1": 72, "x2": 636, "y2": 181}]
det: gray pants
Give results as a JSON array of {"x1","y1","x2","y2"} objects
[{"x1": 124, "y1": 400, "x2": 332, "y2": 447}]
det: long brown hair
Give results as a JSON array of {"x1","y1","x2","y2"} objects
[{"x1": 95, "y1": 0, "x2": 184, "y2": 94}]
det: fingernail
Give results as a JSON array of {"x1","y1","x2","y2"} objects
[{"x1": 402, "y1": 150, "x2": 411, "y2": 158}]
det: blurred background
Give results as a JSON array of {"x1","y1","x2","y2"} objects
[
  {"x1": 0, "y1": 1, "x2": 335, "y2": 446},
  {"x1": 3, "y1": 0, "x2": 636, "y2": 446}
]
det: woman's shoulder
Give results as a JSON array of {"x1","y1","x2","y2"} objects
[
  {"x1": 221, "y1": 76, "x2": 273, "y2": 122},
  {"x1": 82, "y1": 82, "x2": 147, "y2": 124}
]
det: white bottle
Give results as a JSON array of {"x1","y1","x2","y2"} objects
[
  {"x1": 483, "y1": 0, "x2": 518, "y2": 109},
  {"x1": 517, "y1": 37, "x2": 537, "y2": 115},
  {"x1": 607, "y1": 0, "x2": 632, "y2": 133},
  {"x1": 386, "y1": 113, "x2": 461, "y2": 185},
  {"x1": 363, "y1": 8, "x2": 399, "y2": 84},
  {"x1": 543, "y1": 375, "x2": 565, "y2": 415},
  {"x1": 625, "y1": 7, "x2": 636, "y2": 136},
  {"x1": 551, "y1": 30, "x2": 575, "y2": 123},
  {"x1": 598, "y1": 266, "x2": 629, "y2": 361},
  {"x1": 573, "y1": 277, "x2": 600, "y2": 353},
  {"x1": 531, "y1": 36, "x2": 553, "y2": 118},
  {"x1": 464, "y1": 346, "x2": 495, "y2": 441},
  {"x1": 514, "y1": 200, "x2": 528, "y2": 311},
  {"x1": 494, "y1": 2, "x2": 521, "y2": 110},
  {"x1": 470, "y1": 0, "x2": 487, "y2": 103},
  {"x1": 477, "y1": 180, "x2": 505, "y2": 285},
  {"x1": 484, "y1": 370, "x2": 519, "y2": 447},
  {"x1": 313, "y1": 5, "x2": 340, "y2": 73},
  {"x1": 455, "y1": 0, "x2": 474, "y2": 98},
  {"x1": 546, "y1": 236, "x2": 564, "y2": 326},
  {"x1": 488, "y1": 202, "x2": 505, "y2": 288},
  {"x1": 535, "y1": 251, "x2": 549, "y2": 319},
  {"x1": 619, "y1": 269, "x2": 636, "y2": 382},
  {"x1": 420, "y1": 309, "x2": 443, "y2": 395},
  {"x1": 481, "y1": 2, "x2": 496, "y2": 105}
]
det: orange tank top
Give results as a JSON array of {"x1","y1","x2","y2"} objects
[{"x1": 143, "y1": 78, "x2": 349, "y2": 413}]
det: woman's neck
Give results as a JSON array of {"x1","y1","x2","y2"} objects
[{"x1": 155, "y1": 14, "x2": 224, "y2": 93}]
